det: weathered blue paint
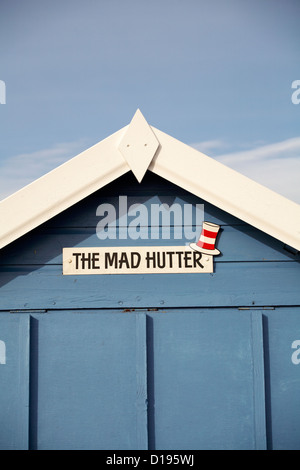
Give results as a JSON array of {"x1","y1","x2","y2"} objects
[
  {"x1": 147, "y1": 310, "x2": 266, "y2": 450},
  {"x1": 29, "y1": 313, "x2": 148, "y2": 450},
  {"x1": 262, "y1": 308, "x2": 300, "y2": 450},
  {"x1": 0, "y1": 172, "x2": 299, "y2": 449},
  {"x1": 0, "y1": 314, "x2": 29, "y2": 450},
  {"x1": 0, "y1": 261, "x2": 298, "y2": 310}
]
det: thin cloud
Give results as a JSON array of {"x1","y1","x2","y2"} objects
[
  {"x1": 189, "y1": 140, "x2": 228, "y2": 154},
  {"x1": 191, "y1": 137, "x2": 300, "y2": 204},
  {"x1": 0, "y1": 140, "x2": 88, "y2": 201},
  {"x1": 216, "y1": 137, "x2": 300, "y2": 165}
]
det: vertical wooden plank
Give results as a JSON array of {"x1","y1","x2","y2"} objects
[
  {"x1": 135, "y1": 313, "x2": 148, "y2": 450},
  {"x1": 251, "y1": 312, "x2": 267, "y2": 450},
  {"x1": 19, "y1": 315, "x2": 30, "y2": 450},
  {"x1": 34, "y1": 312, "x2": 148, "y2": 450},
  {"x1": 0, "y1": 314, "x2": 30, "y2": 450},
  {"x1": 263, "y1": 308, "x2": 300, "y2": 450},
  {"x1": 150, "y1": 310, "x2": 267, "y2": 450}
]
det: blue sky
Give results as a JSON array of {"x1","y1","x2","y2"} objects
[{"x1": 0, "y1": 0, "x2": 299, "y2": 202}]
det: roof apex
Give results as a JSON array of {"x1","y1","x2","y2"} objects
[
  {"x1": 118, "y1": 109, "x2": 159, "y2": 182},
  {"x1": 0, "y1": 110, "x2": 300, "y2": 251}
]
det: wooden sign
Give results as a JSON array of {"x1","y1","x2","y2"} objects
[{"x1": 63, "y1": 246, "x2": 213, "y2": 275}]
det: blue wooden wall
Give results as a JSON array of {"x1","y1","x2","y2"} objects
[{"x1": 0, "y1": 172, "x2": 299, "y2": 449}]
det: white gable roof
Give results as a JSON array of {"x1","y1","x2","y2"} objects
[{"x1": 0, "y1": 109, "x2": 300, "y2": 251}]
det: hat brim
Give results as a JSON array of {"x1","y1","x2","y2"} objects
[{"x1": 190, "y1": 243, "x2": 220, "y2": 256}]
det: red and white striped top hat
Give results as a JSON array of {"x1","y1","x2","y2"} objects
[{"x1": 190, "y1": 221, "x2": 221, "y2": 256}]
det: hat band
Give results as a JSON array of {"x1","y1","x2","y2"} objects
[
  {"x1": 203, "y1": 228, "x2": 219, "y2": 238},
  {"x1": 196, "y1": 240, "x2": 216, "y2": 250}
]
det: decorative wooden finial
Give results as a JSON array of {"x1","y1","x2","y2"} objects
[{"x1": 118, "y1": 109, "x2": 159, "y2": 182}]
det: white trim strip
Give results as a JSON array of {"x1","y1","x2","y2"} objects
[
  {"x1": 0, "y1": 127, "x2": 129, "y2": 249},
  {"x1": 149, "y1": 126, "x2": 300, "y2": 252}
]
